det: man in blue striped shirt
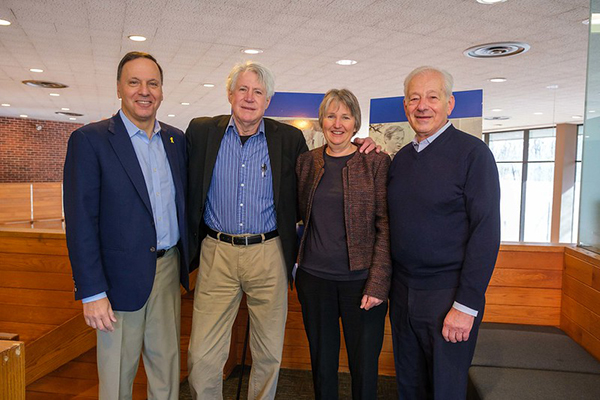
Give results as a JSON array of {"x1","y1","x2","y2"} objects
[{"x1": 186, "y1": 61, "x2": 376, "y2": 399}]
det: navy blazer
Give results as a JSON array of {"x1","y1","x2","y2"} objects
[{"x1": 63, "y1": 113, "x2": 189, "y2": 312}]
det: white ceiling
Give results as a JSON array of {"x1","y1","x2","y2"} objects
[{"x1": 0, "y1": 0, "x2": 592, "y2": 134}]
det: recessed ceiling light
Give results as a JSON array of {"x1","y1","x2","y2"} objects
[
  {"x1": 546, "y1": 84, "x2": 559, "y2": 89},
  {"x1": 168, "y1": 114, "x2": 175, "y2": 117},
  {"x1": 572, "y1": 115, "x2": 583, "y2": 119},
  {"x1": 30, "y1": 68, "x2": 44, "y2": 73},
  {"x1": 336, "y1": 59, "x2": 357, "y2": 66},
  {"x1": 49, "y1": 93, "x2": 60, "y2": 97},
  {"x1": 69, "y1": 117, "x2": 77, "y2": 120},
  {"x1": 477, "y1": 0, "x2": 507, "y2": 4},
  {"x1": 61, "y1": 107, "x2": 70, "y2": 111},
  {"x1": 1, "y1": 103, "x2": 10, "y2": 107},
  {"x1": 534, "y1": 112, "x2": 543, "y2": 115},
  {"x1": 242, "y1": 48, "x2": 263, "y2": 55},
  {"x1": 589, "y1": 110, "x2": 596, "y2": 113},
  {"x1": 491, "y1": 108, "x2": 502, "y2": 112},
  {"x1": 0, "y1": 19, "x2": 11, "y2": 26},
  {"x1": 128, "y1": 35, "x2": 147, "y2": 42},
  {"x1": 181, "y1": 102, "x2": 190, "y2": 106},
  {"x1": 203, "y1": 83, "x2": 215, "y2": 88},
  {"x1": 489, "y1": 77, "x2": 507, "y2": 83},
  {"x1": 20, "y1": 114, "x2": 28, "y2": 118}
]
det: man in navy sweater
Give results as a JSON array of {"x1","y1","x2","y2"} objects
[{"x1": 387, "y1": 66, "x2": 501, "y2": 400}]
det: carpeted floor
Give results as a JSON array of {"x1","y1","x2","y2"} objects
[{"x1": 180, "y1": 367, "x2": 398, "y2": 399}]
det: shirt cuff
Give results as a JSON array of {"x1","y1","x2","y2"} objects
[
  {"x1": 452, "y1": 301, "x2": 478, "y2": 317},
  {"x1": 82, "y1": 292, "x2": 107, "y2": 304}
]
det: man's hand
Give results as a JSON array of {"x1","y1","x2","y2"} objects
[
  {"x1": 83, "y1": 297, "x2": 117, "y2": 332},
  {"x1": 442, "y1": 307, "x2": 474, "y2": 343},
  {"x1": 360, "y1": 295, "x2": 384, "y2": 311},
  {"x1": 353, "y1": 137, "x2": 381, "y2": 154}
]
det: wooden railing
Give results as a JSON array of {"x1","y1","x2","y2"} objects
[
  {"x1": 0, "y1": 182, "x2": 63, "y2": 228},
  {"x1": 0, "y1": 340, "x2": 25, "y2": 400}
]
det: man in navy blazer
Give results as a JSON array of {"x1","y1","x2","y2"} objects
[{"x1": 63, "y1": 52, "x2": 188, "y2": 400}]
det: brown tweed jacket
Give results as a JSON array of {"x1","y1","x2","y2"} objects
[{"x1": 296, "y1": 146, "x2": 392, "y2": 300}]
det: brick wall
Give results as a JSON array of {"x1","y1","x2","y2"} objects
[{"x1": 0, "y1": 117, "x2": 82, "y2": 183}]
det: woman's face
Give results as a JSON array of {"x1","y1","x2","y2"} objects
[{"x1": 321, "y1": 101, "x2": 356, "y2": 151}]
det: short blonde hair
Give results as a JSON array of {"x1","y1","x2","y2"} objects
[{"x1": 318, "y1": 89, "x2": 361, "y2": 133}]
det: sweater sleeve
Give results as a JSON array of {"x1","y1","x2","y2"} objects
[{"x1": 454, "y1": 143, "x2": 501, "y2": 311}]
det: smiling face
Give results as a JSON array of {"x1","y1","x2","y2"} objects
[
  {"x1": 404, "y1": 71, "x2": 455, "y2": 141},
  {"x1": 228, "y1": 70, "x2": 271, "y2": 135},
  {"x1": 117, "y1": 57, "x2": 163, "y2": 133},
  {"x1": 322, "y1": 101, "x2": 356, "y2": 155}
]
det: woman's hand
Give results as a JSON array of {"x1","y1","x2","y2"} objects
[{"x1": 360, "y1": 295, "x2": 384, "y2": 310}]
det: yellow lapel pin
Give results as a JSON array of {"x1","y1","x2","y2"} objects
[{"x1": 170, "y1": 137, "x2": 174, "y2": 143}]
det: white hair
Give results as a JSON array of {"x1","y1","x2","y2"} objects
[
  {"x1": 226, "y1": 61, "x2": 275, "y2": 99},
  {"x1": 403, "y1": 66, "x2": 454, "y2": 98}
]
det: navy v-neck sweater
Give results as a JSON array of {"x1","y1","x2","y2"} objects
[{"x1": 387, "y1": 125, "x2": 501, "y2": 311}]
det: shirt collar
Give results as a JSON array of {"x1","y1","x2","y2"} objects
[
  {"x1": 411, "y1": 120, "x2": 451, "y2": 149},
  {"x1": 119, "y1": 109, "x2": 161, "y2": 138},
  {"x1": 227, "y1": 116, "x2": 265, "y2": 138}
]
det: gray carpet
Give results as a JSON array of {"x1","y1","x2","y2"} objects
[{"x1": 180, "y1": 367, "x2": 398, "y2": 399}]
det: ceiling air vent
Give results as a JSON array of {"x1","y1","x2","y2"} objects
[
  {"x1": 55, "y1": 111, "x2": 83, "y2": 117},
  {"x1": 484, "y1": 116, "x2": 510, "y2": 120},
  {"x1": 22, "y1": 80, "x2": 69, "y2": 89},
  {"x1": 464, "y1": 42, "x2": 530, "y2": 58}
]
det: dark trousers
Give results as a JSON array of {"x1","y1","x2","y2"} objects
[
  {"x1": 389, "y1": 275, "x2": 484, "y2": 400},
  {"x1": 296, "y1": 268, "x2": 387, "y2": 400}
]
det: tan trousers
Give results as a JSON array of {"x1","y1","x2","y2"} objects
[
  {"x1": 187, "y1": 235, "x2": 288, "y2": 400},
  {"x1": 97, "y1": 247, "x2": 181, "y2": 400}
]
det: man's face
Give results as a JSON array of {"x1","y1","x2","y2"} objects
[
  {"x1": 117, "y1": 57, "x2": 163, "y2": 129},
  {"x1": 228, "y1": 70, "x2": 271, "y2": 129},
  {"x1": 404, "y1": 71, "x2": 455, "y2": 141}
]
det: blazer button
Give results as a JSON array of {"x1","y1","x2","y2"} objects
[{"x1": 150, "y1": 246, "x2": 156, "y2": 252}]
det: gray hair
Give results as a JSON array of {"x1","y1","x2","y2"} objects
[
  {"x1": 318, "y1": 89, "x2": 362, "y2": 133},
  {"x1": 403, "y1": 66, "x2": 454, "y2": 99},
  {"x1": 226, "y1": 61, "x2": 275, "y2": 99}
]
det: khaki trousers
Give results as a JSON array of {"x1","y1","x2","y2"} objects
[
  {"x1": 187, "y1": 235, "x2": 288, "y2": 400},
  {"x1": 97, "y1": 247, "x2": 181, "y2": 400}
]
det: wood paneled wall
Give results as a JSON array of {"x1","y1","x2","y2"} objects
[
  {"x1": 229, "y1": 244, "x2": 566, "y2": 376},
  {"x1": 1, "y1": 226, "x2": 590, "y2": 386},
  {"x1": 561, "y1": 247, "x2": 600, "y2": 360},
  {"x1": 484, "y1": 244, "x2": 564, "y2": 326},
  {"x1": 0, "y1": 228, "x2": 95, "y2": 384}
]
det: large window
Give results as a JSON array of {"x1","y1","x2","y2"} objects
[{"x1": 484, "y1": 128, "x2": 556, "y2": 242}]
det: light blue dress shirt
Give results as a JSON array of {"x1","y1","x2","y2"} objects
[
  {"x1": 410, "y1": 120, "x2": 478, "y2": 318},
  {"x1": 82, "y1": 110, "x2": 179, "y2": 304},
  {"x1": 204, "y1": 117, "x2": 276, "y2": 235}
]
